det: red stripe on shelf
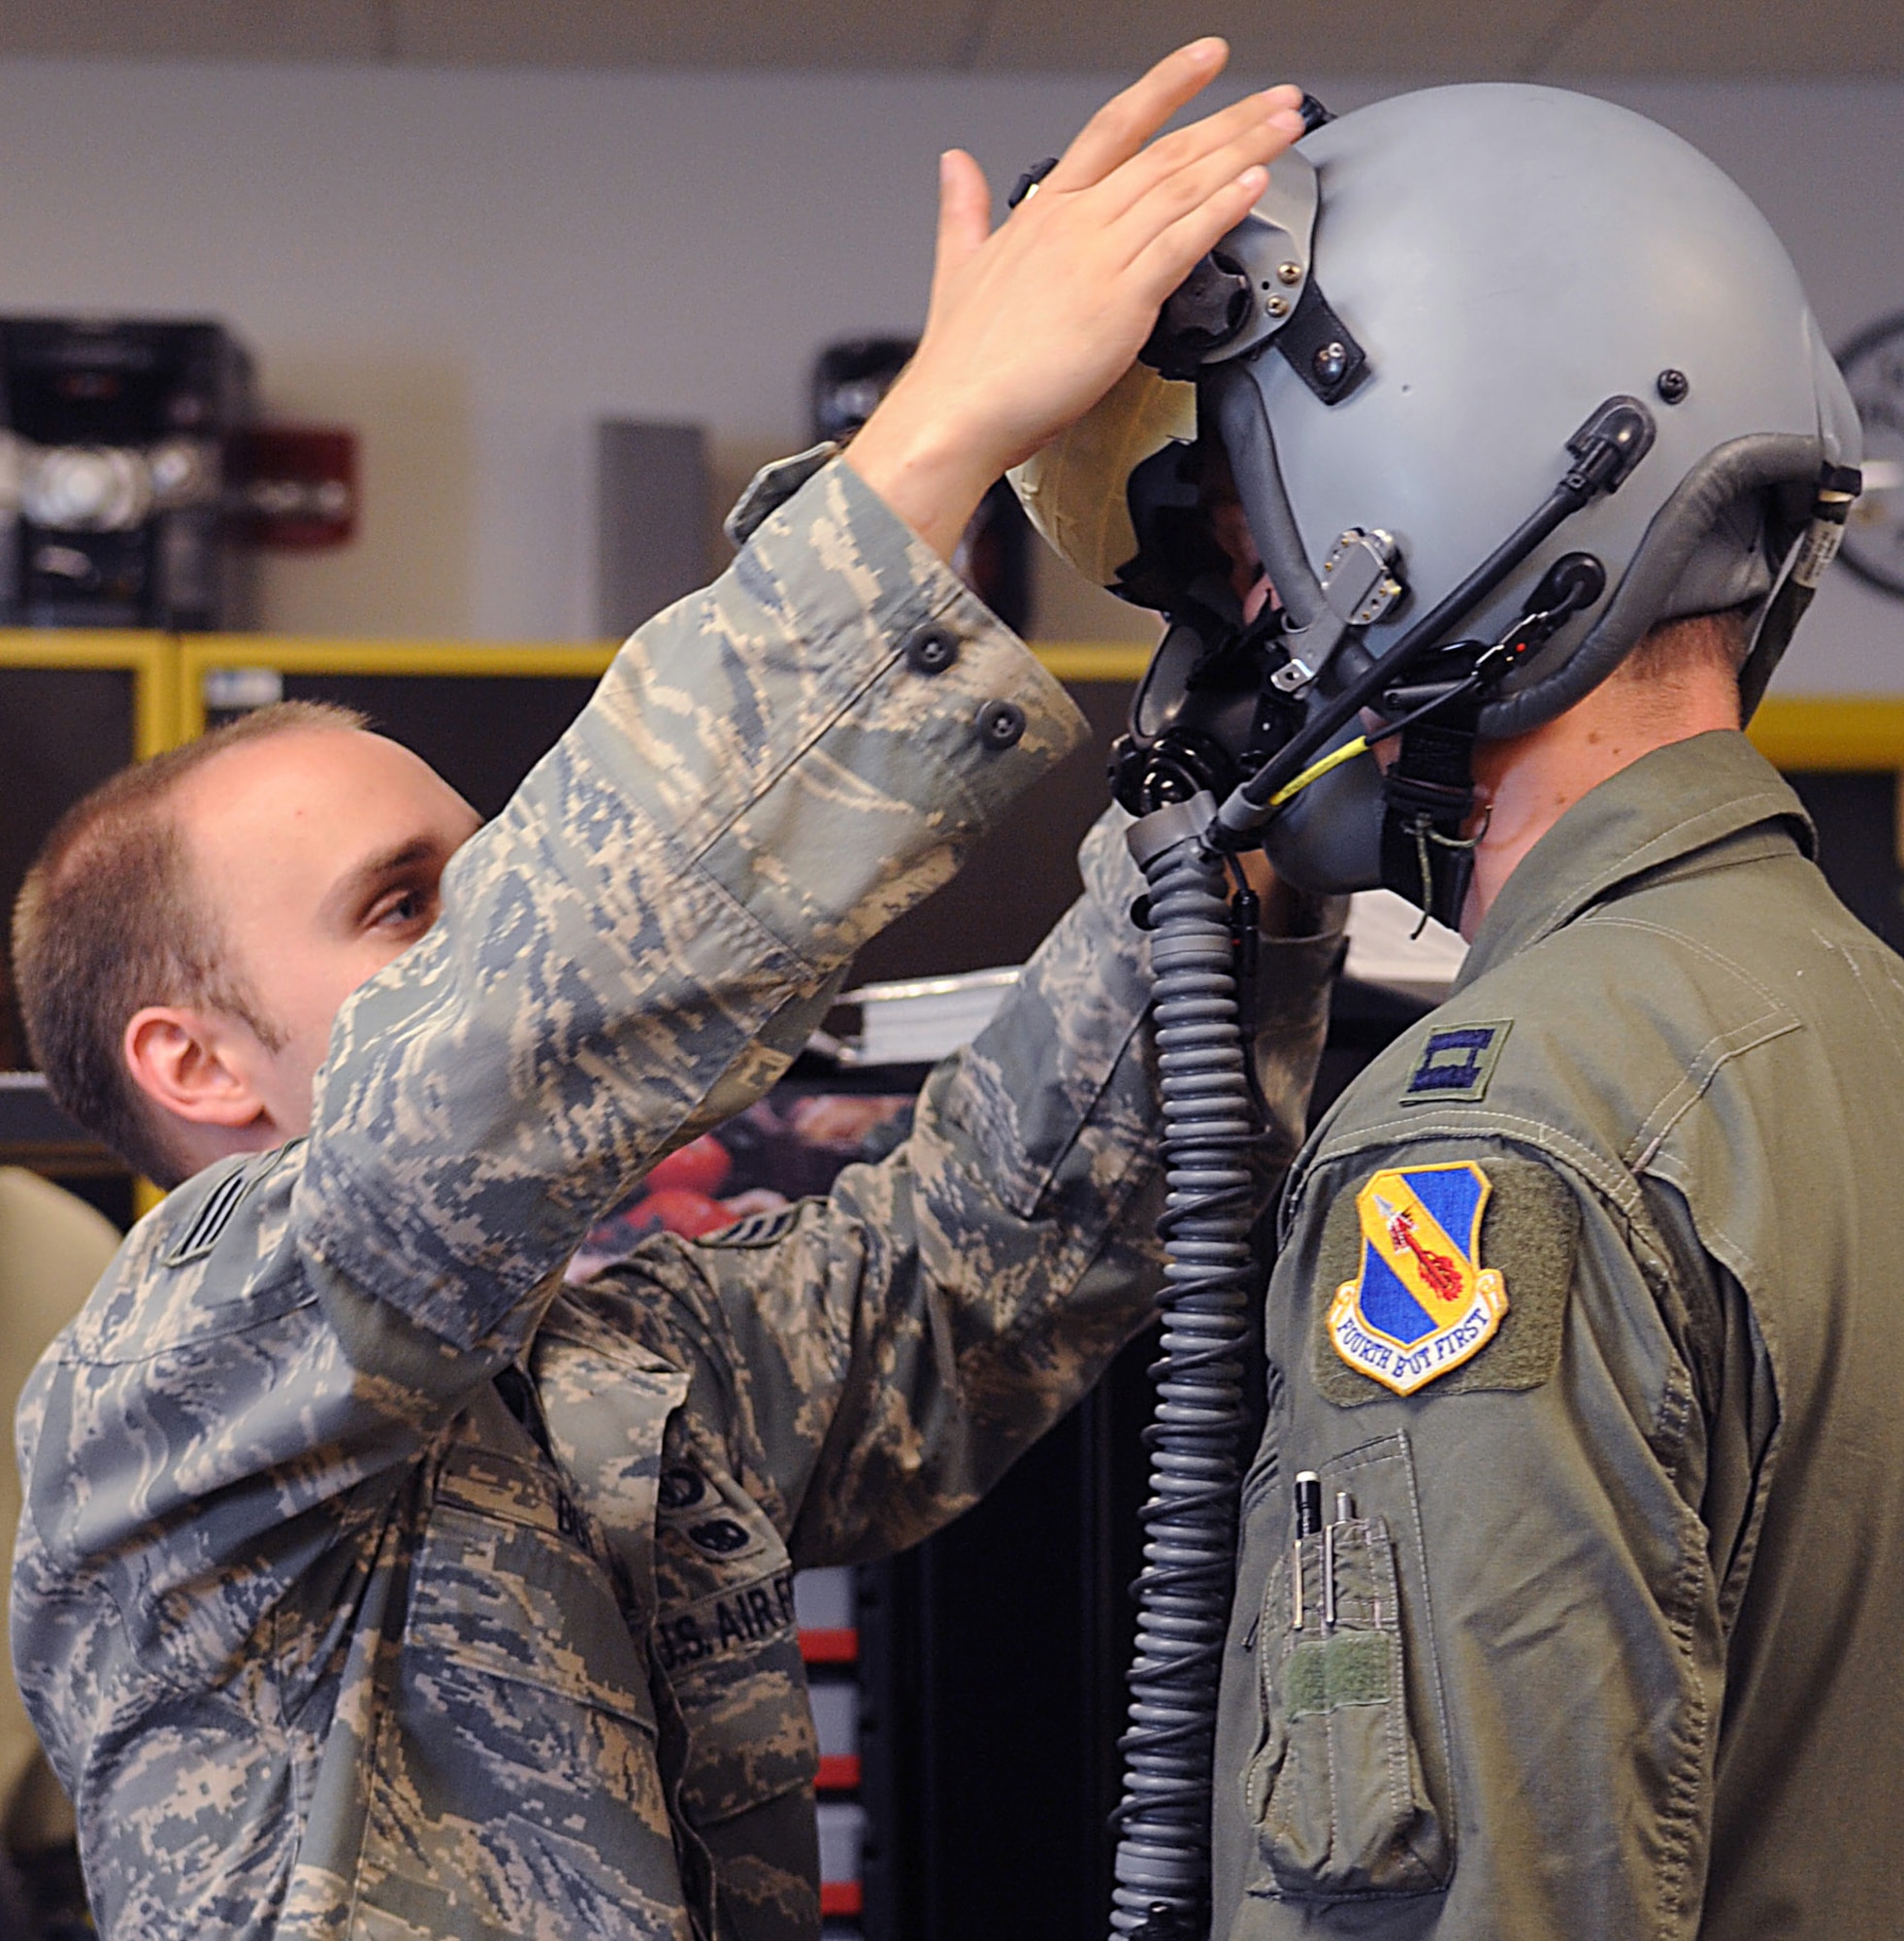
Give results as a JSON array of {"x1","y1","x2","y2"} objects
[
  {"x1": 820, "y1": 1883, "x2": 864, "y2": 1918},
  {"x1": 815, "y1": 1754, "x2": 861, "y2": 1792},
  {"x1": 800, "y1": 1628, "x2": 858, "y2": 1663}
]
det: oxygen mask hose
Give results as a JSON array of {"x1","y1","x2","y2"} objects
[{"x1": 1112, "y1": 793, "x2": 1262, "y2": 1941}]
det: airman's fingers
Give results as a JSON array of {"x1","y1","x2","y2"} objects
[
  {"x1": 930, "y1": 148, "x2": 994, "y2": 309},
  {"x1": 1042, "y1": 38, "x2": 1230, "y2": 193},
  {"x1": 1127, "y1": 164, "x2": 1270, "y2": 302},
  {"x1": 1086, "y1": 85, "x2": 1302, "y2": 227},
  {"x1": 1105, "y1": 108, "x2": 1303, "y2": 258},
  {"x1": 845, "y1": 51, "x2": 1307, "y2": 549}
]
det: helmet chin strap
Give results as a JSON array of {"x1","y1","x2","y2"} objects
[
  {"x1": 1372, "y1": 551, "x2": 1613, "y2": 925},
  {"x1": 1379, "y1": 701, "x2": 1487, "y2": 931},
  {"x1": 1206, "y1": 397, "x2": 1655, "y2": 854},
  {"x1": 1264, "y1": 549, "x2": 1608, "y2": 922}
]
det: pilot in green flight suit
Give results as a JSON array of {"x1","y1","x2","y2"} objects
[{"x1": 1013, "y1": 77, "x2": 1894, "y2": 1941}]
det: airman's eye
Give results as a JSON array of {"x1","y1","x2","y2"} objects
[{"x1": 369, "y1": 886, "x2": 434, "y2": 933}]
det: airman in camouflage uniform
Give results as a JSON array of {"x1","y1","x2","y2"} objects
[{"x1": 13, "y1": 447, "x2": 1342, "y2": 1941}]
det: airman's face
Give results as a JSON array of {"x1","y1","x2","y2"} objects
[{"x1": 169, "y1": 727, "x2": 481, "y2": 1138}]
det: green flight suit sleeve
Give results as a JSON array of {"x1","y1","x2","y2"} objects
[{"x1": 1216, "y1": 1133, "x2": 1771, "y2": 1941}]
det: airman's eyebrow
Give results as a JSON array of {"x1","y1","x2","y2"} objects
[{"x1": 321, "y1": 836, "x2": 447, "y2": 928}]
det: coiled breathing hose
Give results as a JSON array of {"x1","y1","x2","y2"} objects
[{"x1": 1111, "y1": 793, "x2": 1261, "y2": 1941}]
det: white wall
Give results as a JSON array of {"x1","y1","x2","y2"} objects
[{"x1": 0, "y1": 57, "x2": 1898, "y2": 687}]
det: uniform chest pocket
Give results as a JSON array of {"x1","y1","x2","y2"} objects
[
  {"x1": 409, "y1": 1495, "x2": 655, "y2": 1723},
  {"x1": 353, "y1": 1451, "x2": 677, "y2": 1937},
  {"x1": 1244, "y1": 1438, "x2": 1452, "y2": 1899}
]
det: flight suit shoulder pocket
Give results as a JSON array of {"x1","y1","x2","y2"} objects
[{"x1": 1244, "y1": 1435, "x2": 1452, "y2": 1900}]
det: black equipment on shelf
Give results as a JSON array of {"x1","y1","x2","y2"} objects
[{"x1": 0, "y1": 317, "x2": 253, "y2": 630}]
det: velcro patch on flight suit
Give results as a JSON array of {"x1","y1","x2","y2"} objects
[{"x1": 1313, "y1": 1155, "x2": 1577, "y2": 1405}]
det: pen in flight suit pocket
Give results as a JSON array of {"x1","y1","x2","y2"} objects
[{"x1": 1244, "y1": 1437, "x2": 1453, "y2": 1900}]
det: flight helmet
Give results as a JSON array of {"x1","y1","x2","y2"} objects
[{"x1": 1013, "y1": 83, "x2": 1862, "y2": 920}]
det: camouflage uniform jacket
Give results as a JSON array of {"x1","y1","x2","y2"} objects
[
  {"x1": 1214, "y1": 731, "x2": 1904, "y2": 1940},
  {"x1": 12, "y1": 450, "x2": 1342, "y2": 1941}
]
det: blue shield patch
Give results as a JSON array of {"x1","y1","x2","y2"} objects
[{"x1": 1326, "y1": 1161, "x2": 1508, "y2": 1395}]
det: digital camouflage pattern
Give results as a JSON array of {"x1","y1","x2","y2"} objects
[
  {"x1": 1214, "y1": 732, "x2": 1904, "y2": 1941},
  {"x1": 12, "y1": 447, "x2": 1343, "y2": 1941},
  {"x1": 546, "y1": 810, "x2": 1340, "y2": 1941}
]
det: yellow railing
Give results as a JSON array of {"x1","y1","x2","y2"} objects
[
  {"x1": 0, "y1": 629, "x2": 179, "y2": 760},
  {"x1": 1741, "y1": 697, "x2": 1904, "y2": 772},
  {"x1": 171, "y1": 636, "x2": 624, "y2": 740}
]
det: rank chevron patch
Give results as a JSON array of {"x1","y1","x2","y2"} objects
[{"x1": 1326, "y1": 1161, "x2": 1508, "y2": 1396}]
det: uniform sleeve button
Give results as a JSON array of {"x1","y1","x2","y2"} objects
[
  {"x1": 975, "y1": 699, "x2": 1027, "y2": 749},
  {"x1": 903, "y1": 624, "x2": 962, "y2": 675}
]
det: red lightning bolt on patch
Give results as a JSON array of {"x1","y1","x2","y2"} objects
[{"x1": 1379, "y1": 1198, "x2": 1464, "y2": 1303}]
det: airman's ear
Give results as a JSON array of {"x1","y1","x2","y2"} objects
[{"x1": 122, "y1": 1006, "x2": 270, "y2": 1132}]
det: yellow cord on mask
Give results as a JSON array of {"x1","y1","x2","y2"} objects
[{"x1": 1266, "y1": 734, "x2": 1371, "y2": 808}]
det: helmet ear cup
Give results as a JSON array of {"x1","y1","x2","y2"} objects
[{"x1": 1476, "y1": 431, "x2": 1829, "y2": 739}]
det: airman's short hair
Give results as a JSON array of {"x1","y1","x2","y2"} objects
[
  {"x1": 1625, "y1": 606, "x2": 1754, "y2": 697},
  {"x1": 11, "y1": 702, "x2": 367, "y2": 1186}
]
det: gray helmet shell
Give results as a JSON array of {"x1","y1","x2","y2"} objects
[{"x1": 1224, "y1": 82, "x2": 1858, "y2": 737}]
